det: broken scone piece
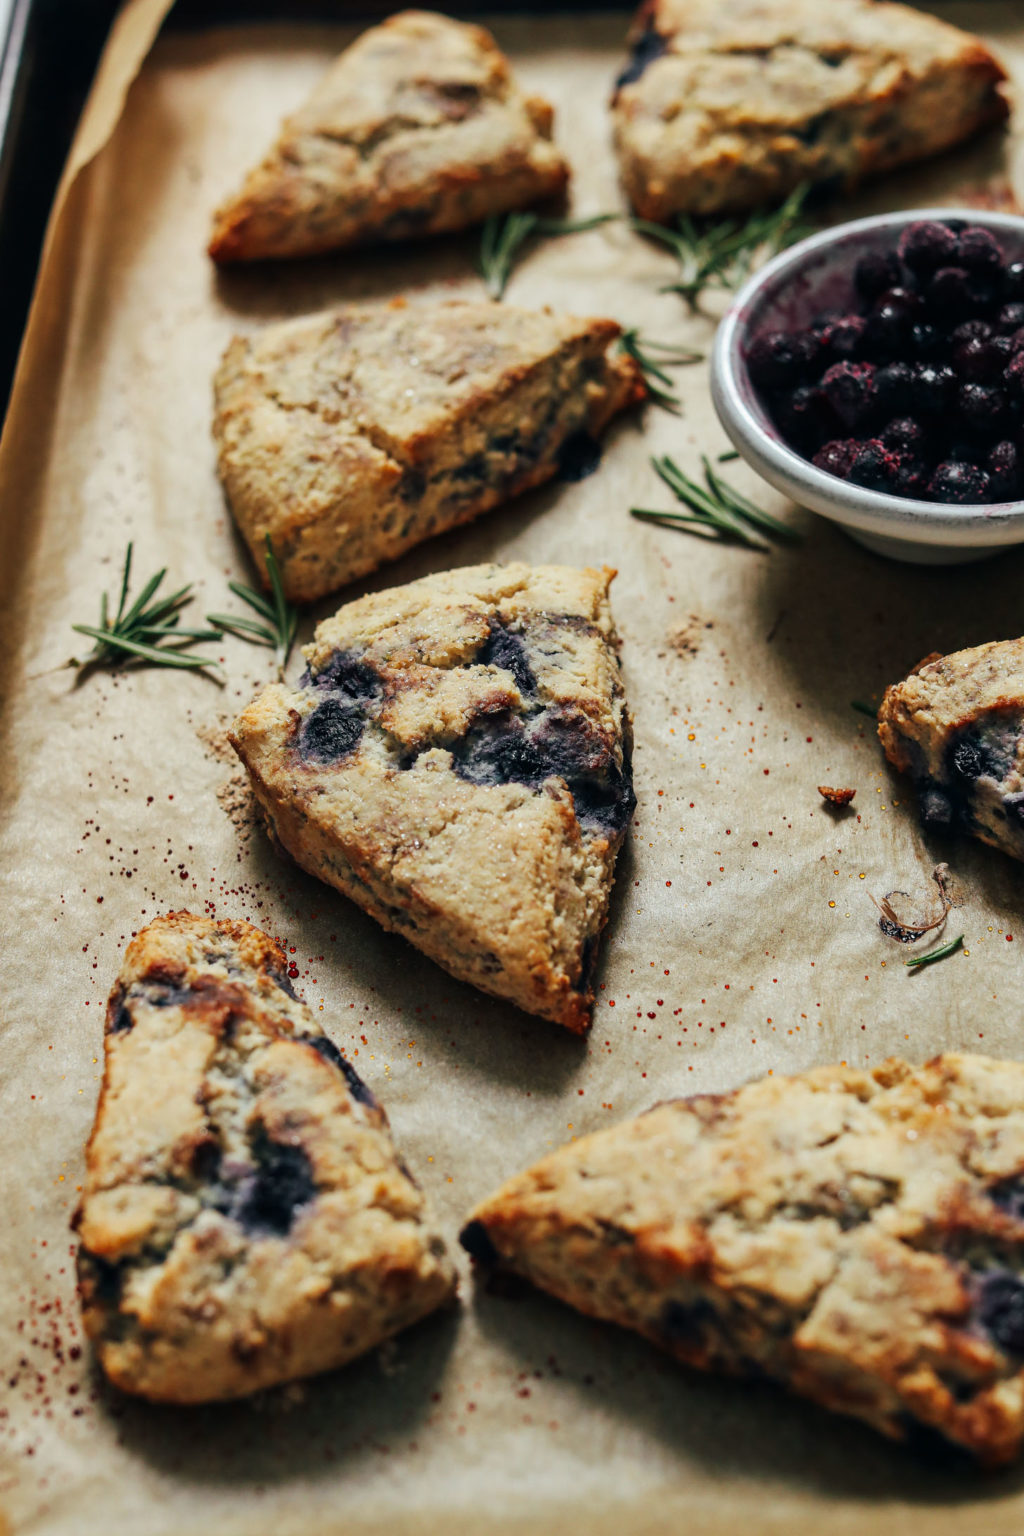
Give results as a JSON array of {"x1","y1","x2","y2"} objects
[
  {"x1": 213, "y1": 298, "x2": 643, "y2": 604},
  {"x1": 209, "y1": 10, "x2": 568, "y2": 262},
  {"x1": 462, "y1": 1054, "x2": 1024, "y2": 1466},
  {"x1": 230, "y1": 563, "x2": 634, "y2": 1032},
  {"x1": 879, "y1": 638, "x2": 1024, "y2": 862},
  {"x1": 74, "y1": 912, "x2": 455, "y2": 1403},
  {"x1": 612, "y1": 0, "x2": 1009, "y2": 220}
]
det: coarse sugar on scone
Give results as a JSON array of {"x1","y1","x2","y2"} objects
[
  {"x1": 462, "y1": 1053, "x2": 1024, "y2": 1466},
  {"x1": 213, "y1": 298, "x2": 643, "y2": 604},
  {"x1": 879, "y1": 637, "x2": 1024, "y2": 862},
  {"x1": 74, "y1": 911, "x2": 455, "y2": 1404},
  {"x1": 229, "y1": 563, "x2": 634, "y2": 1032},
  {"x1": 611, "y1": 0, "x2": 1009, "y2": 220},
  {"x1": 209, "y1": 10, "x2": 568, "y2": 262}
]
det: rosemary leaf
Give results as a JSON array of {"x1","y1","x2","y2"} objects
[
  {"x1": 633, "y1": 183, "x2": 813, "y2": 311},
  {"x1": 478, "y1": 211, "x2": 617, "y2": 300},
  {"x1": 701, "y1": 455, "x2": 802, "y2": 542},
  {"x1": 905, "y1": 934, "x2": 964, "y2": 969},
  {"x1": 68, "y1": 544, "x2": 222, "y2": 681},
  {"x1": 618, "y1": 328, "x2": 704, "y2": 412},
  {"x1": 208, "y1": 535, "x2": 298, "y2": 680},
  {"x1": 717, "y1": 449, "x2": 740, "y2": 462},
  {"x1": 633, "y1": 454, "x2": 800, "y2": 550}
]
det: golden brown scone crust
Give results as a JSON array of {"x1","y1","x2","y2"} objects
[
  {"x1": 209, "y1": 10, "x2": 568, "y2": 262},
  {"x1": 74, "y1": 912, "x2": 455, "y2": 1403},
  {"x1": 212, "y1": 297, "x2": 643, "y2": 604},
  {"x1": 463, "y1": 1053, "x2": 1024, "y2": 1466},
  {"x1": 879, "y1": 638, "x2": 1024, "y2": 862},
  {"x1": 229, "y1": 563, "x2": 634, "y2": 1032},
  {"x1": 611, "y1": 0, "x2": 1009, "y2": 220}
]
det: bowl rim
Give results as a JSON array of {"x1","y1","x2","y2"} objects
[{"x1": 710, "y1": 205, "x2": 1024, "y2": 539}]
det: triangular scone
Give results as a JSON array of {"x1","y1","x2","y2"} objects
[
  {"x1": 229, "y1": 564, "x2": 634, "y2": 1032},
  {"x1": 461, "y1": 1054, "x2": 1024, "y2": 1466},
  {"x1": 878, "y1": 638, "x2": 1024, "y2": 863},
  {"x1": 612, "y1": 0, "x2": 1008, "y2": 220},
  {"x1": 209, "y1": 10, "x2": 568, "y2": 262},
  {"x1": 213, "y1": 298, "x2": 643, "y2": 604},
  {"x1": 74, "y1": 912, "x2": 455, "y2": 1403}
]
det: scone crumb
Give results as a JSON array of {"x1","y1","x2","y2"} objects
[
  {"x1": 666, "y1": 615, "x2": 713, "y2": 658},
  {"x1": 818, "y1": 785, "x2": 855, "y2": 806}
]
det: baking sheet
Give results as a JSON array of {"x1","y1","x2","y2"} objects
[{"x1": 3, "y1": 3, "x2": 1024, "y2": 1531}]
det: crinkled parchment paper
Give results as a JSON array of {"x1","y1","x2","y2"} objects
[{"x1": 3, "y1": 3, "x2": 1024, "y2": 1532}]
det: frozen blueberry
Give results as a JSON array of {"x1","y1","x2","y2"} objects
[
  {"x1": 909, "y1": 321, "x2": 943, "y2": 360},
  {"x1": 880, "y1": 416, "x2": 925, "y2": 454},
  {"x1": 821, "y1": 313, "x2": 867, "y2": 362},
  {"x1": 864, "y1": 298, "x2": 918, "y2": 360},
  {"x1": 854, "y1": 249, "x2": 904, "y2": 301},
  {"x1": 988, "y1": 440, "x2": 1020, "y2": 499},
  {"x1": 928, "y1": 461, "x2": 991, "y2": 503},
  {"x1": 976, "y1": 1270, "x2": 1024, "y2": 1355},
  {"x1": 847, "y1": 439, "x2": 902, "y2": 491},
  {"x1": 927, "y1": 266, "x2": 975, "y2": 316},
  {"x1": 1005, "y1": 352, "x2": 1024, "y2": 400},
  {"x1": 956, "y1": 226, "x2": 1004, "y2": 275},
  {"x1": 1004, "y1": 261, "x2": 1024, "y2": 301},
  {"x1": 746, "y1": 331, "x2": 807, "y2": 388},
  {"x1": 898, "y1": 220, "x2": 959, "y2": 274},
  {"x1": 821, "y1": 361, "x2": 877, "y2": 429},
  {"x1": 952, "y1": 319, "x2": 993, "y2": 346},
  {"x1": 771, "y1": 384, "x2": 830, "y2": 449},
  {"x1": 961, "y1": 384, "x2": 1012, "y2": 438},
  {"x1": 909, "y1": 362, "x2": 956, "y2": 415},
  {"x1": 997, "y1": 303, "x2": 1024, "y2": 335},
  {"x1": 953, "y1": 337, "x2": 1008, "y2": 383},
  {"x1": 874, "y1": 361, "x2": 913, "y2": 417},
  {"x1": 812, "y1": 439, "x2": 859, "y2": 480}
]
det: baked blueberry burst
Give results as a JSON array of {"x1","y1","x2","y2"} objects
[{"x1": 748, "y1": 220, "x2": 1024, "y2": 504}]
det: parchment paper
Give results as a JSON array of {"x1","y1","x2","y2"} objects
[{"x1": 3, "y1": 4, "x2": 1024, "y2": 1532}]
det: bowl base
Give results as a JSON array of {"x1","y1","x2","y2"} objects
[{"x1": 843, "y1": 525, "x2": 1002, "y2": 565}]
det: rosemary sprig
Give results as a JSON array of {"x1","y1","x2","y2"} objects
[
  {"x1": 633, "y1": 182, "x2": 813, "y2": 310},
  {"x1": 479, "y1": 211, "x2": 618, "y2": 300},
  {"x1": 851, "y1": 700, "x2": 878, "y2": 718},
  {"x1": 618, "y1": 328, "x2": 704, "y2": 412},
  {"x1": 69, "y1": 544, "x2": 222, "y2": 679},
  {"x1": 207, "y1": 535, "x2": 298, "y2": 681},
  {"x1": 905, "y1": 934, "x2": 964, "y2": 969},
  {"x1": 631, "y1": 455, "x2": 799, "y2": 548}
]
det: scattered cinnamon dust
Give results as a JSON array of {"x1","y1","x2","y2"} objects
[
  {"x1": 196, "y1": 719, "x2": 258, "y2": 844},
  {"x1": 664, "y1": 614, "x2": 713, "y2": 659}
]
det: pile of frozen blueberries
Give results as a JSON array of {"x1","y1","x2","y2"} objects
[{"x1": 747, "y1": 219, "x2": 1024, "y2": 504}]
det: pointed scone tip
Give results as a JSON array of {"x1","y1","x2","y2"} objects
[
  {"x1": 878, "y1": 636, "x2": 1024, "y2": 863},
  {"x1": 460, "y1": 1053, "x2": 1024, "y2": 1467},
  {"x1": 612, "y1": 0, "x2": 1009, "y2": 220},
  {"x1": 208, "y1": 10, "x2": 569, "y2": 263},
  {"x1": 73, "y1": 911, "x2": 455, "y2": 1403},
  {"x1": 228, "y1": 562, "x2": 634, "y2": 1030},
  {"x1": 212, "y1": 298, "x2": 644, "y2": 605}
]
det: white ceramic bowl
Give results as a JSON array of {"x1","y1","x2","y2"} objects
[{"x1": 710, "y1": 207, "x2": 1024, "y2": 563}]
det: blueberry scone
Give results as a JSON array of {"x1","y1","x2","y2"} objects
[
  {"x1": 208, "y1": 11, "x2": 568, "y2": 263},
  {"x1": 73, "y1": 912, "x2": 456, "y2": 1403},
  {"x1": 611, "y1": 0, "x2": 1009, "y2": 221},
  {"x1": 229, "y1": 563, "x2": 634, "y2": 1032},
  {"x1": 462, "y1": 1053, "x2": 1024, "y2": 1466},
  {"x1": 878, "y1": 639, "x2": 1024, "y2": 862},
  {"x1": 213, "y1": 298, "x2": 643, "y2": 604}
]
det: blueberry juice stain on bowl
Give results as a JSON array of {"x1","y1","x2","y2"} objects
[{"x1": 747, "y1": 218, "x2": 1024, "y2": 506}]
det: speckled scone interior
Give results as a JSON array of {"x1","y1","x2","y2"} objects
[
  {"x1": 611, "y1": 0, "x2": 1008, "y2": 219},
  {"x1": 74, "y1": 912, "x2": 455, "y2": 1404},
  {"x1": 879, "y1": 638, "x2": 1024, "y2": 863},
  {"x1": 229, "y1": 563, "x2": 634, "y2": 1032},
  {"x1": 209, "y1": 10, "x2": 568, "y2": 262},
  {"x1": 213, "y1": 299, "x2": 643, "y2": 604},
  {"x1": 462, "y1": 1053, "x2": 1024, "y2": 1466}
]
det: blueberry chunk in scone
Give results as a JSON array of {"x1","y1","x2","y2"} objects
[
  {"x1": 229, "y1": 563, "x2": 634, "y2": 1033},
  {"x1": 878, "y1": 638, "x2": 1024, "y2": 862},
  {"x1": 461, "y1": 1054, "x2": 1024, "y2": 1466},
  {"x1": 213, "y1": 298, "x2": 643, "y2": 604},
  {"x1": 611, "y1": 0, "x2": 1008, "y2": 220},
  {"x1": 208, "y1": 10, "x2": 568, "y2": 263},
  {"x1": 73, "y1": 912, "x2": 455, "y2": 1403}
]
